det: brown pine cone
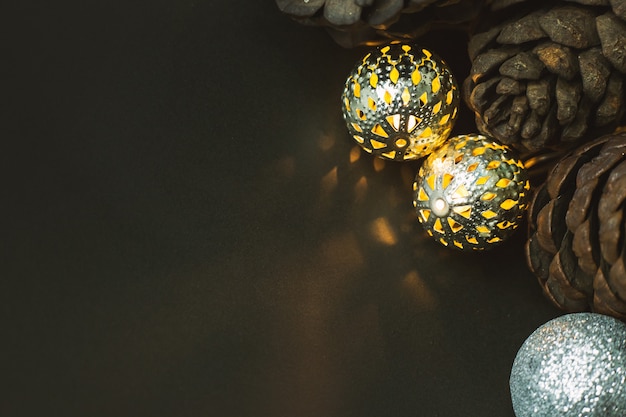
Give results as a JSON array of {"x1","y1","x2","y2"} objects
[
  {"x1": 464, "y1": 2, "x2": 626, "y2": 154},
  {"x1": 275, "y1": 0, "x2": 484, "y2": 48},
  {"x1": 526, "y1": 131, "x2": 626, "y2": 320}
]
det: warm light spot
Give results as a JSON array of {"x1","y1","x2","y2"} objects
[
  {"x1": 363, "y1": 147, "x2": 372, "y2": 153},
  {"x1": 467, "y1": 162, "x2": 478, "y2": 172},
  {"x1": 442, "y1": 173, "x2": 454, "y2": 189},
  {"x1": 371, "y1": 124, "x2": 389, "y2": 138},
  {"x1": 420, "y1": 209, "x2": 431, "y2": 222},
  {"x1": 350, "y1": 146, "x2": 361, "y2": 163},
  {"x1": 472, "y1": 147, "x2": 486, "y2": 156},
  {"x1": 373, "y1": 157, "x2": 385, "y2": 172},
  {"x1": 407, "y1": 115, "x2": 420, "y2": 132},
  {"x1": 413, "y1": 182, "x2": 418, "y2": 191},
  {"x1": 354, "y1": 82, "x2": 361, "y2": 98},
  {"x1": 353, "y1": 135, "x2": 365, "y2": 144},
  {"x1": 432, "y1": 101, "x2": 442, "y2": 114},
  {"x1": 426, "y1": 174, "x2": 436, "y2": 190},
  {"x1": 387, "y1": 114, "x2": 401, "y2": 131},
  {"x1": 351, "y1": 122, "x2": 363, "y2": 133},
  {"x1": 524, "y1": 180, "x2": 531, "y2": 190},
  {"x1": 496, "y1": 178, "x2": 511, "y2": 187},
  {"x1": 476, "y1": 225, "x2": 490, "y2": 234},
  {"x1": 389, "y1": 67, "x2": 400, "y2": 84},
  {"x1": 454, "y1": 154, "x2": 463, "y2": 163},
  {"x1": 381, "y1": 46, "x2": 390, "y2": 54},
  {"x1": 439, "y1": 114, "x2": 450, "y2": 125},
  {"x1": 355, "y1": 176, "x2": 368, "y2": 201},
  {"x1": 417, "y1": 187, "x2": 429, "y2": 201},
  {"x1": 481, "y1": 192, "x2": 496, "y2": 201},
  {"x1": 454, "y1": 140, "x2": 467, "y2": 150},
  {"x1": 344, "y1": 97, "x2": 351, "y2": 111},
  {"x1": 356, "y1": 109, "x2": 366, "y2": 120},
  {"x1": 439, "y1": 237, "x2": 448, "y2": 246},
  {"x1": 402, "y1": 270, "x2": 437, "y2": 310},
  {"x1": 370, "y1": 217, "x2": 397, "y2": 246},
  {"x1": 382, "y1": 90, "x2": 392, "y2": 105},
  {"x1": 432, "y1": 197, "x2": 449, "y2": 216},
  {"x1": 370, "y1": 139, "x2": 386, "y2": 149},
  {"x1": 368, "y1": 97, "x2": 377, "y2": 111},
  {"x1": 452, "y1": 107, "x2": 458, "y2": 118},
  {"x1": 466, "y1": 236, "x2": 478, "y2": 244},
  {"x1": 446, "y1": 89, "x2": 454, "y2": 105},
  {"x1": 427, "y1": 230, "x2": 433, "y2": 237},
  {"x1": 412, "y1": 69, "x2": 422, "y2": 85},
  {"x1": 433, "y1": 218, "x2": 444, "y2": 234},
  {"x1": 447, "y1": 217, "x2": 463, "y2": 233},
  {"x1": 486, "y1": 160, "x2": 501, "y2": 170},
  {"x1": 402, "y1": 88, "x2": 411, "y2": 105},
  {"x1": 500, "y1": 199, "x2": 517, "y2": 210},
  {"x1": 453, "y1": 240, "x2": 463, "y2": 249},
  {"x1": 422, "y1": 49, "x2": 432, "y2": 59},
  {"x1": 321, "y1": 166, "x2": 338, "y2": 194},
  {"x1": 395, "y1": 138, "x2": 407, "y2": 148},
  {"x1": 453, "y1": 185, "x2": 469, "y2": 199},
  {"x1": 482, "y1": 210, "x2": 497, "y2": 219},
  {"x1": 476, "y1": 176, "x2": 490, "y2": 185},
  {"x1": 453, "y1": 205, "x2": 472, "y2": 219},
  {"x1": 318, "y1": 134, "x2": 335, "y2": 151},
  {"x1": 432, "y1": 77, "x2": 441, "y2": 94},
  {"x1": 370, "y1": 72, "x2": 378, "y2": 88},
  {"x1": 487, "y1": 237, "x2": 501, "y2": 243},
  {"x1": 420, "y1": 127, "x2": 433, "y2": 138},
  {"x1": 402, "y1": 45, "x2": 411, "y2": 52},
  {"x1": 382, "y1": 150, "x2": 396, "y2": 159},
  {"x1": 419, "y1": 92, "x2": 428, "y2": 106}
]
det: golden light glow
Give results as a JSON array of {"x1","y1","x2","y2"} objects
[
  {"x1": 500, "y1": 199, "x2": 517, "y2": 210},
  {"x1": 389, "y1": 67, "x2": 400, "y2": 84},
  {"x1": 370, "y1": 217, "x2": 397, "y2": 246},
  {"x1": 371, "y1": 124, "x2": 389, "y2": 138},
  {"x1": 370, "y1": 72, "x2": 378, "y2": 88},
  {"x1": 432, "y1": 76, "x2": 441, "y2": 93},
  {"x1": 481, "y1": 210, "x2": 497, "y2": 219},
  {"x1": 453, "y1": 205, "x2": 472, "y2": 219},
  {"x1": 370, "y1": 139, "x2": 386, "y2": 149},
  {"x1": 412, "y1": 69, "x2": 421, "y2": 85},
  {"x1": 386, "y1": 114, "x2": 401, "y2": 131}
]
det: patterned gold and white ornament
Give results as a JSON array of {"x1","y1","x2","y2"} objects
[
  {"x1": 341, "y1": 42, "x2": 459, "y2": 161},
  {"x1": 413, "y1": 134, "x2": 530, "y2": 250}
]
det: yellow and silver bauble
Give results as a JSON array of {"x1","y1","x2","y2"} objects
[
  {"x1": 341, "y1": 43, "x2": 459, "y2": 161},
  {"x1": 413, "y1": 134, "x2": 530, "y2": 250}
]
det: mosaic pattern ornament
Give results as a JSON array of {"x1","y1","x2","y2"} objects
[
  {"x1": 413, "y1": 134, "x2": 530, "y2": 250},
  {"x1": 341, "y1": 43, "x2": 459, "y2": 161}
]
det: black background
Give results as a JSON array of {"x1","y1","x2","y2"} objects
[{"x1": 4, "y1": 1, "x2": 560, "y2": 416}]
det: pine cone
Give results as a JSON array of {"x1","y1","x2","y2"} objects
[
  {"x1": 464, "y1": 2, "x2": 626, "y2": 154},
  {"x1": 276, "y1": 0, "x2": 484, "y2": 48},
  {"x1": 526, "y1": 131, "x2": 626, "y2": 321}
]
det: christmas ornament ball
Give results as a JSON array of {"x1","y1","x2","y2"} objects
[
  {"x1": 413, "y1": 134, "x2": 529, "y2": 250},
  {"x1": 510, "y1": 313, "x2": 626, "y2": 417},
  {"x1": 341, "y1": 43, "x2": 459, "y2": 161}
]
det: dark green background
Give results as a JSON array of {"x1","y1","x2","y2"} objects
[{"x1": 4, "y1": 1, "x2": 559, "y2": 416}]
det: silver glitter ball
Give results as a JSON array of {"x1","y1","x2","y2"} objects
[
  {"x1": 510, "y1": 313, "x2": 626, "y2": 417},
  {"x1": 341, "y1": 43, "x2": 459, "y2": 161}
]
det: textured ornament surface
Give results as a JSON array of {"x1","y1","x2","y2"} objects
[
  {"x1": 510, "y1": 313, "x2": 626, "y2": 417},
  {"x1": 342, "y1": 43, "x2": 459, "y2": 161},
  {"x1": 413, "y1": 134, "x2": 529, "y2": 250}
]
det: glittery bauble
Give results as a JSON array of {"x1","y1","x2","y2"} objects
[
  {"x1": 510, "y1": 313, "x2": 626, "y2": 417},
  {"x1": 413, "y1": 134, "x2": 529, "y2": 250},
  {"x1": 341, "y1": 43, "x2": 459, "y2": 161}
]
